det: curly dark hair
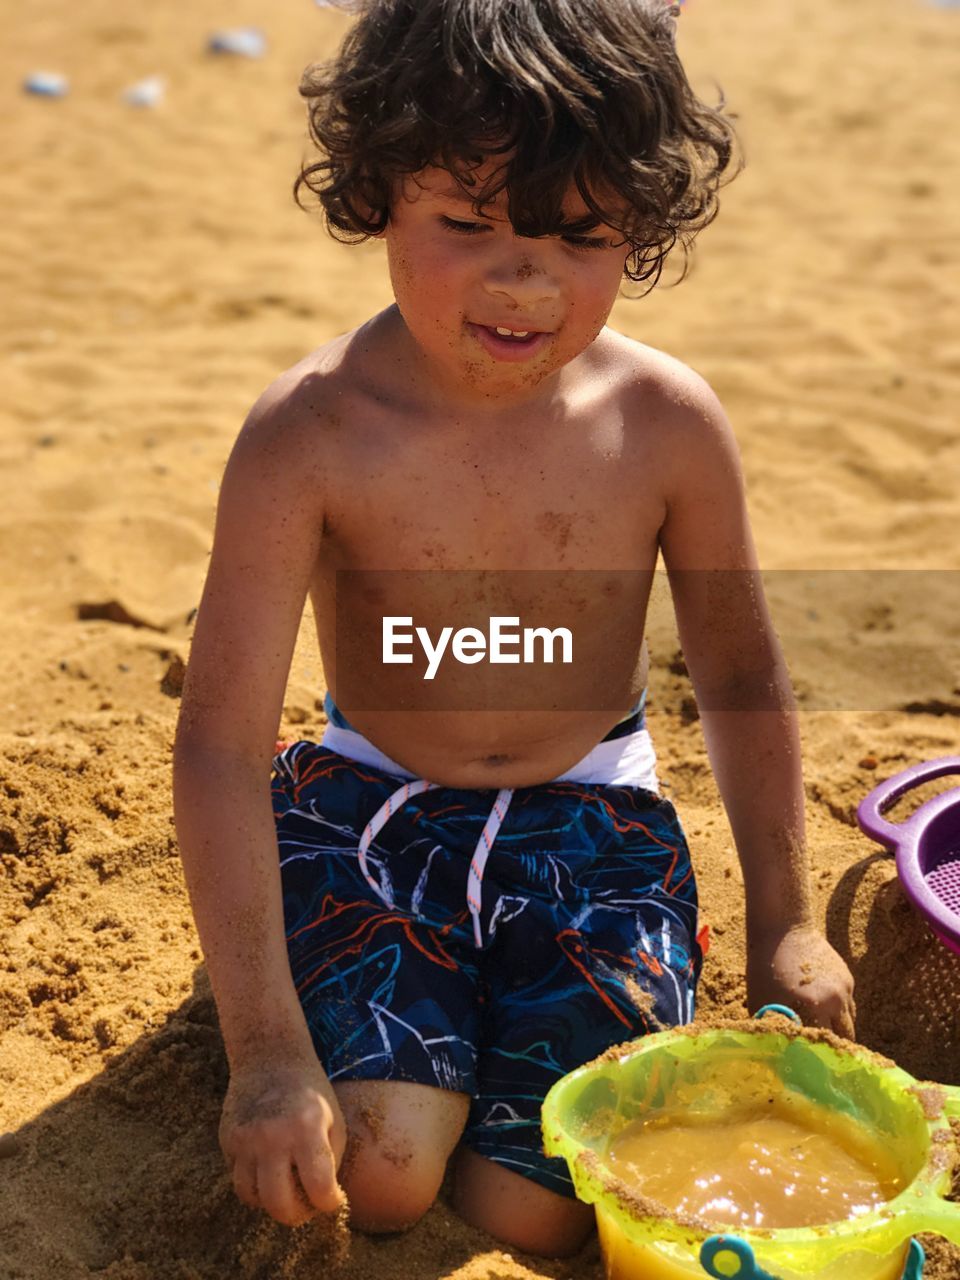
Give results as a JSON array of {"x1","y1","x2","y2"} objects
[{"x1": 295, "y1": 0, "x2": 742, "y2": 290}]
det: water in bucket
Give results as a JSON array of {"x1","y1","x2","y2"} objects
[
  {"x1": 604, "y1": 1063, "x2": 905, "y2": 1229},
  {"x1": 542, "y1": 1019, "x2": 960, "y2": 1280}
]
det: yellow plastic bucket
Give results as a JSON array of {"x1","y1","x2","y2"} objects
[{"x1": 542, "y1": 1018, "x2": 960, "y2": 1280}]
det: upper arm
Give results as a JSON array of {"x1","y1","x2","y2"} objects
[
  {"x1": 655, "y1": 366, "x2": 781, "y2": 695},
  {"x1": 657, "y1": 366, "x2": 757, "y2": 571},
  {"x1": 176, "y1": 372, "x2": 328, "y2": 761}
]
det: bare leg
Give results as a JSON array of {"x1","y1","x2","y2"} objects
[
  {"x1": 334, "y1": 1079, "x2": 470, "y2": 1233},
  {"x1": 452, "y1": 1146, "x2": 595, "y2": 1258}
]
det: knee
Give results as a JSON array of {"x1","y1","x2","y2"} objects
[
  {"x1": 334, "y1": 1079, "x2": 469, "y2": 1234},
  {"x1": 339, "y1": 1132, "x2": 444, "y2": 1233},
  {"x1": 454, "y1": 1147, "x2": 595, "y2": 1257}
]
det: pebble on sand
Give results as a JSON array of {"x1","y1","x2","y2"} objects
[
  {"x1": 122, "y1": 75, "x2": 166, "y2": 108},
  {"x1": 24, "y1": 71, "x2": 69, "y2": 98},
  {"x1": 206, "y1": 28, "x2": 268, "y2": 59}
]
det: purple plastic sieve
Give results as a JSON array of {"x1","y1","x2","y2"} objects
[{"x1": 857, "y1": 756, "x2": 960, "y2": 956}]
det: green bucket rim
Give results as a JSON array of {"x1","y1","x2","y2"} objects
[{"x1": 541, "y1": 1021, "x2": 960, "y2": 1271}]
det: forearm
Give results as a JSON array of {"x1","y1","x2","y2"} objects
[
  {"x1": 697, "y1": 665, "x2": 813, "y2": 942},
  {"x1": 173, "y1": 741, "x2": 314, "y2": 1068}
]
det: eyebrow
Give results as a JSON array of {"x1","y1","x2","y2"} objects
[{"x1": 437, "y1": 186, "x2": 482, "y2": 203}]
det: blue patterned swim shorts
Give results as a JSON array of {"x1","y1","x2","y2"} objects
[{"x1": 272, "y1": 740, "x2": 703, "y2": 1196}]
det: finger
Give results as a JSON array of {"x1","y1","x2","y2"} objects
[
  {"x1": 293, "y1": 1138, "x2": 346, "y2": 1216},
  {"x1": 796, "y1": 995, "x2": 835, "y2": 1032},
  {"x1": 232, "y1": 1153, "x2": 259, "y2": 1210},
  {"x1": 257, "y1": 1156, "x2": 314, "y2": 1228},
  {"x1": 811, "y1": 989, "x2": 853, "y2": 1040},
  {"x1": 835, "y1": 997, "x2": 857, "y2": 1041}
]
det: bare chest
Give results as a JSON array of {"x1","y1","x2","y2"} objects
[
  {"x1": 307, "y1": 390, "x2": 661, "y2": 776},
  {"x1": 320, "y1": 401, "x2": 663, "y2": 574}
]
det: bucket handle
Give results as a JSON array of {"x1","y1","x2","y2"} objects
[
  {"x1": 754, "y1": 1004, "x2": 801, "y2": 1023},
  {"x1": 903, "y1": 1241, "x2": 926, "y2": 1280},
  {"x1": 897, "y1": 1195, "x2": 960, "y2": 1249},
  {"x1": 700, "y1": 1236, "x2": 778, "y2": 1279},
  {"x1": 700, "y1": 1238, "x2": 928, "y2": 1280},
  {"x1": 896, "y1": 1089, "x2": 960, "y2": 1247},
  {"x1": 857, "y1": 756, "x2": 960, "y2": 850}
]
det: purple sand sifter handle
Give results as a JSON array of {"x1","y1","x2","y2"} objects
[{"x1": 856, "y1": 757, "x2": 960, "y2": 852}]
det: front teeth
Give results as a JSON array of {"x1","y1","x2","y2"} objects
[{"x1": 495, "y1": 326, "x2": 531, "y2": 337}]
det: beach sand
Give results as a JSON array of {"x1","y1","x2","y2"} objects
[{"x1": 1, "y1": 0, "x2": 958, "y2": 1276}]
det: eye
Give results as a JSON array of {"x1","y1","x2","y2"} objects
[
  {"x1": 562, "y1": 234, "x2": 613, "y2": 250},
  {"x1": 440, "y1": 216, "x2": 490, "y2": 235}
]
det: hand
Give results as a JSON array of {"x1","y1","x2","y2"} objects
[
  {"x1": 746, "y1": 924, "x2": 856, "y2": 1038},
  {"x1": 219, "y1": 1058, "x2": 348, "y2": 1226}
]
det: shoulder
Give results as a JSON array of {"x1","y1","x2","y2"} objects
[
  {"x1": 202, "y1": 344, "x2": 355, "y2": 561},
  {"x1": 234, "y1": 340, "x2": 348, "y2": 454},
  {"x1": 601, "y1": 340, "x2": 757, "y2": 569},
  {"x1": 230, "y1": 305, "x2": 400, "y2": 465},
  {"x1": 223, "y1": 331, "x2": 361, "y2": 497},
  {"x1": 602, "y1": 329, "x2": 742, "y2": 489},
  {"x1": 603, "y1": 329, "x2": 729, "y2": 432}
]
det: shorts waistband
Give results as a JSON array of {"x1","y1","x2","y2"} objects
[
  {"x1": 321, "y1": 693, "x2": 656, "y2": 785},
  {"x1": 317, "y1": 695, "x2": 660, "y2": 950}
]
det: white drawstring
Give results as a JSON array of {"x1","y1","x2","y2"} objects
[
  {"x1": 466, "y1": 788, "x2": 513, "y2": 946},
  {"x1": 357, "y1": 779, "x2": 514, "y2": 947},
  {"x1": 357, "y1": 778, "x2": 438, "y2": 906}
]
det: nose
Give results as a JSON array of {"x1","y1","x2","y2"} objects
[{"x1": 482, "y1": 244, "x2": 561, "y2": 308}]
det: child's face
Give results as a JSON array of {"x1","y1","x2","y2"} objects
[{"x1": 383, "y1": 162, "x2": 633, "y2": 405}]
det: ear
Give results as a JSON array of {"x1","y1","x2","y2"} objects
[
  {"x1": 348, "y1": 205, "x2": 388, "y2": 240},
  {"x1": 364, "y1": 174, "x2": 404, "y2": 237},
  {"x1": 369, "y1": 209, "x2": 391, "y2": 240}
]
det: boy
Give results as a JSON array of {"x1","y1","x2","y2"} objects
[{"x1": 173, "y1": 0, "x2": 856, "y2": 1260}]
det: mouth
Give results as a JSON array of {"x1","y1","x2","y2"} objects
[
  {"x1": 493, "y1": 323, "x2": 540, "y2": 337},
  {"x1": 467, "y1": 321, "x2": 552, "y2": 362}
]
